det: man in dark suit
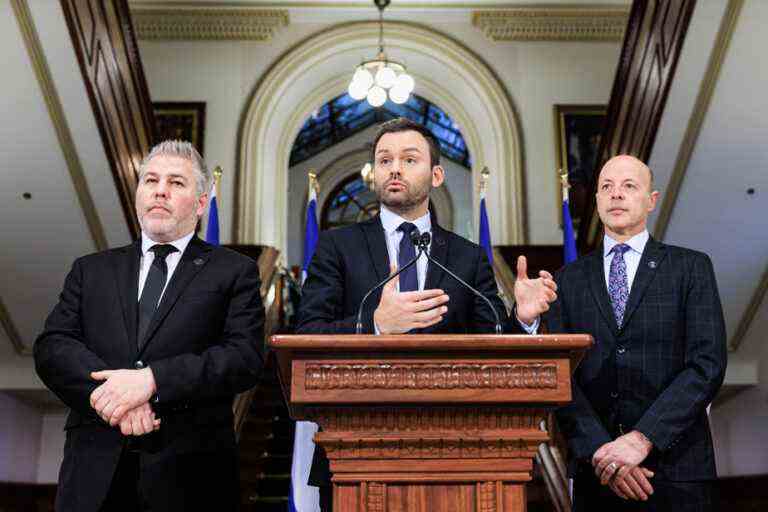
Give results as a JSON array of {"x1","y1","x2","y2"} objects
[
  {"x1": 515, "y1": 155, "x2": 727, "y2": 511},
  {"x1": 296, "y1": 117, "x2": 555, "y2": 509},
  {"x1": 35, "y1": 140, "x2": 265, "y2": 512}
]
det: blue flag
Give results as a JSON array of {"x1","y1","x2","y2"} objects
[
  {"x1": 301, "y1": 186, "x2": 319, "y2": 283},
  {"x1": 290, "y1": 182, "x2": 321, "y2": 512},
  {"x1": 205, "y1": 182, "x2": 219, "y2": 246},
  {"x1": 562, "y1": 198, "x2": 577, "y2": 264},
  {"x1": 479, "y1": 194, "x2": 493, "y2": 265}
]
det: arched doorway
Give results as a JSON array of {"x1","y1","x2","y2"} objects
[{"x1": 236, "y1": 21, "x2": 525, "y2": 253}]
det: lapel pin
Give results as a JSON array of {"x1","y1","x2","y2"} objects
[
  {"x1": 648, "y1": 261, "x2": 657, "y2": 269},
  {"x1": 194, "y1": 258, "x2": 204, "y2": 266}
]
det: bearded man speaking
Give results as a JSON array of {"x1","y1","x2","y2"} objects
[{"x1": 295, "y1": 117, "x2": 554, "y2": 509}]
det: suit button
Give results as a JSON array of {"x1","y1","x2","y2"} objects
[
  {"x1": 134, "y1": 360, "x2": 145, "y2": 369},
  {"x1": 617, "y1": 347, "x2": 626, "y2": 355},
  {"x1": 610, "y1": 392, "x2": 619, "y2": 399}
]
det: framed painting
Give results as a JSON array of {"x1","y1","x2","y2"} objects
[
  {"x1": 554, "y1": 104, "x2": 606, "y2": 230},
  {"x1": 152, "y1": 102, "x2": 206, "y2": 155}
]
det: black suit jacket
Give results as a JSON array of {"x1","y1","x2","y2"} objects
[
  {"x1": 550, "y1": 238, "x2": 726, "y2": 482},
  {"x1": 296, "y1": 216, "x2": 511, "y2": 489},
  {"x1": 296, "y1": 215, "x2": 507, "y2": 335},
  {"x1": 34, "y1": 236, "x2": 265, "y2": 511}
]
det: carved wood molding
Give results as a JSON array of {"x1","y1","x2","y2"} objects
[
  {"x1": 308, "y1": 407, "x2": 548, "y2": 432},
  {"x1": 578, "y1": 0, "x2": 697, "y2": 250},
  {"x1": 61, "y1": 0, "x2": 156, "y2": 240},
  {"x1": 130, "y1": 8, "x2": 289, "y2": 41},
  {"x1": 478, "y1": 481, "x2": 498, "y2": 512},
  {"x1": 472, "y1": 7, "x2": 629, "y2": 42},
  {"x1": 365, "y1": 482, "x2": 386, "y2": 512},
  {"x1": 305, "y1": 363, "x2": 558, "y2": 390},
  {"x1": 322, "y1": 437, "x2": 540, "y2": 460}
]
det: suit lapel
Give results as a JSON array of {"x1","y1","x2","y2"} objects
[
  {"x1": 424, "y1": 224, "x2": 448, "y2": 290},
  {"x1": 361, "y1": 215, "x2": 390, "y2": 282},
  {"x1": 138, "y1": 237, "x2": 212, "y2": 357},
  {"x1": 621, "y1": 238, "x2": 666, "y2": 331},
  {"x1": 114, "y1": 241, "x2": 141, "y2": 356},
  {"x1": 586, "y1": 248, "x2": 620, "y2": 334}
]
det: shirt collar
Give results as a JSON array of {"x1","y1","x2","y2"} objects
[
  {"x1": 379, "y1": 205, "x2": 432, "y2": 236},
  {"x1": 603, "y1": 230, "x2": 649, "y2": 259},
  {"x1": 141, "y1": 231, "x2": 195, "y2": 257}
]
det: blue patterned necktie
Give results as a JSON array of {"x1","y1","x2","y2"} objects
[
  {"x1": 608, "y1": 244, "x2": 631, "y2": 326},
  {"x1": 397, "y1": 222, "x2": 419, "y2": 292}
]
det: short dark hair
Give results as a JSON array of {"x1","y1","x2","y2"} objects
[{"x1": 371, "y1": 117, "x2": 441, "y2": 168}]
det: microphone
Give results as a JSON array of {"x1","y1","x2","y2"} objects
[
  {"x1": 354, "y1": 230, "x2": 426, "y2": 334},
  {"x1": 416, "y1": 232, "x2": 503, "y2": 334}
]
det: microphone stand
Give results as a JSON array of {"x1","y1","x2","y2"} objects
[
  {"x1": 416, "y1": 233, "x2": 503, "y2": 334},
  {"x1": 354, "y1": 232, "x2": 426, "y2": 334}
]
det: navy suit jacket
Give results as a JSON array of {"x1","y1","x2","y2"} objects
[
  {"x1": 35, "y1": 236, "x2": 265, "y2": 511},
  {"x1": 296, "y1": 215, "x2": 508, "y2": 335},
  {"x1": 550, "y1": 237, "x2": 726, "y2": 481}
]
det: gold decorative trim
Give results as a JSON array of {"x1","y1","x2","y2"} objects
[
  {"x1": 730, "y1": 265, "x2": 768, "y2": 351},
  {"x1": 11, "y1": 0, "x2": 107, "y2": 253},
  {"x1": 131, "y1": 8, "x2": 289, "y2": 41},
  {"x1": 472, "y1": 8, "x2": 629, "y2": 42},
  {"x1": 653, "y1": 0, "x2": 744, "y2": 241},
  {"x1": 0, "y1": 296, "x2": 30, "y2": 356}
]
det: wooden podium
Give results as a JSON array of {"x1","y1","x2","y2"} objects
[{"x1": 270, "y1": 334, "x2": 592, "y2": 512}]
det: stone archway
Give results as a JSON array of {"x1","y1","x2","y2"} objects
[{"x1": 236, "y1": 21, "x2": 524, "y2": 252}]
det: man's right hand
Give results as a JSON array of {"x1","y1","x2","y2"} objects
[
  {"x1": 118, "y1": 402, "x2": 161, "y2": 436},
  {"x1": 513, "y1": 255, "x2": 557, "y2": 325},
  {"x1": 374, "y1": 265, "x2": 450, "y2": 334}
]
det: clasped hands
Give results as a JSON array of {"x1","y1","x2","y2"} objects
[
  {"x1": 592, "y1": 431, "x2": 655, "y2": 501},
  {"x1": 89, "y1": 367, "x2": 160, "y2": 437}
]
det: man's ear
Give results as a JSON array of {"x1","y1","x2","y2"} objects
[
  {"x1": 196, "y1": 192, "x2": 209, "y2": 217},
  {"x1": 432, "y1": 165, "x2": 445, "y2": 188}
]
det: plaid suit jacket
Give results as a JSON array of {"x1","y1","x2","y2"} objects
[{"x1": 551, "y1": 237, "x2": 726, "y2": 481}]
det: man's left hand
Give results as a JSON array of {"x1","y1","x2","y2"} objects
[
  {"x1": 593, "y1": 430, "x2": 653, "y2": 484},
  {"x1": 90, "y1": 368, "x2": 157, "y2": 426}
]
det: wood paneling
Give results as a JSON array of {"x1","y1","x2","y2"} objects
[
  {"x1": 578, "y1": 0, "x2": 697, "y2": 251},
  {"x1": 60, "y1": 0, "x2": 155, "y2": 239}
]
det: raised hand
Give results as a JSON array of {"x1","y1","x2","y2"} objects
[
  {"x1": 90, "y1": 368, "x2": 157, "y2": 426},
  {"x1": 513, "y1": 255, "x2": 557, "y2": 324},
  {"x1": 374, "y1": 264, "x2": 450, "y2": 334},
  {"x1": 118, "y1": 402, "x2": 161, "y2": 437}
]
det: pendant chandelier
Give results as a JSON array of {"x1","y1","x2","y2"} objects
[{"x1": 347, "y1": 0, "x2": 414, "y2": 107}]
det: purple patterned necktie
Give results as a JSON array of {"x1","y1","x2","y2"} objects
[{"x1": 608, "y1": 244, "x2": 631, "y2": 326}]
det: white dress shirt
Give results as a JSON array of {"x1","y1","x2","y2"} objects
[
  {"x1": 379, "y1": 205, "x2": 432, "y2": 292},
  {"x1": 137, "y1": 231, "x2": 195, "y2": 303},
  {"x1": 519, "y1": 229, "x2": 650, "y2": 334}
]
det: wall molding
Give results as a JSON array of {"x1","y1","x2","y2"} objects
[
  {"x1": 131, "y1": 8, "x2": 289, "y2": 41},
  {"x1": 653, "y1": 0, "x2": 744, "y2": 241},
  {"x1": 0, "y1": 296, "x2": 29, "y2": 356},
  {"x1": 472, "y1": 7, "x2": 629, "y2": 42},
  {"x1": 11, "y1": 0, "x2": 108, "y2": 254},
  {"x1": 729, "y1": 265, "x2": 768, "y2": 351}
]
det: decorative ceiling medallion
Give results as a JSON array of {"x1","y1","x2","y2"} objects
[
  {"x1": 472, "y1": 8, "x2": 629, "y2": 42},
  {"x1": 131, "y1": 9, "x2": 289, "y2": 41}
]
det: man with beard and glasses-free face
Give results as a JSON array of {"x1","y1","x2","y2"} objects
[
  {"x1": 35, "y1": 140, "x2": 265, "y2": 512},
  {"x1": 514, "y1": 155, "x2": 726, "y2": 511},
  {"x1": 296, "y1": 117, "x2": 554, "y2": 509}
]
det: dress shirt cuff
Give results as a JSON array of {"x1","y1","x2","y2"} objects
[{"x1": 517, "y1": 315, "x2": 539, "y2": 334}]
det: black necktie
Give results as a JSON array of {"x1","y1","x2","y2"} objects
[
  {"x1": 137, "y1": 244, "x2": 178, "y2": 346},
  {"x1": 397, "y1": 222, "x2": 419, "y2": 292}
]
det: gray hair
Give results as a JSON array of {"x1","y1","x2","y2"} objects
[{"x1": 138, "y1": 140, "x2": 210, "y2": 197}]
